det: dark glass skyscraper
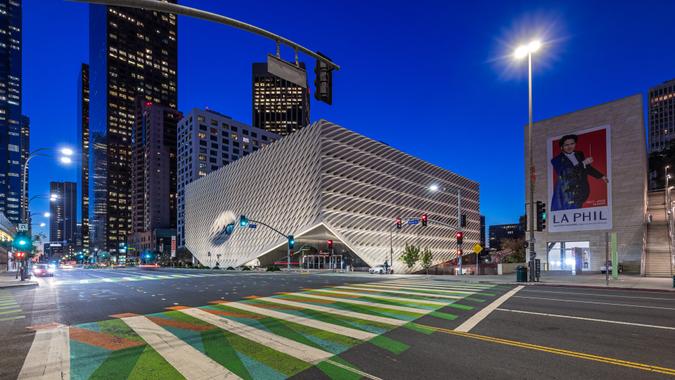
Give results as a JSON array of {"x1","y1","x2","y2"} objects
[
  {"x1": 77, "y1": 63, "x2": 89, "y2": 253},
  {"x1": 252, "y1": 62, "x2": 310, "y2": 136},
  {"x1": 0, "y1": 0, "x2": 25, "y2": 224},
  {"x1": 89, "y1": 3, "x2": 177, "y2": 253},
  {"x1": 49, "y1": 181, "x2": 77, "y2": 248}
]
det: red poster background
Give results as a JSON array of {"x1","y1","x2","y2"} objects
[{"x1": 551, "y1": 128, "x2": 608, "y2": 208}]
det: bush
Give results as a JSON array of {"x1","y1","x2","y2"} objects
[
  {"x1": 266, "y1": 265, "x2": 281, "y2": 272},
  {"x1": 241, "y1": 266, "x2": 251, "y2": 271},
  {"x1": 226, "y1": 266, "x2": 235, "y2": 270}
]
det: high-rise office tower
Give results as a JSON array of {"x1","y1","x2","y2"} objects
[
  {"x1": 49, "y1": 182, "x2": 77, "y2": 248},
  {"x1": 0, "y1": 0, "x2": 25, "y2": 224},
  {"x1": 177, "y1": 108, "x2": 280, "y2": 247},
  {"x1": 77, "y1": 63, "x2": 90, "y2": 253},
  {"x1": 20, "y1": 115, "x2": 29, "y2": 220},
  {"x1": 648, "y1": 79, "x2": 675, "y2": 153},
  {"x1": 89, "y1": 3, "x2": 178, "y2": 253},
  {"x1": 252, "y1": 62, "x2": 310, "y2": 136},
  {"x1": 129, "y1": 100, "x2": 181, "y2": 254}
]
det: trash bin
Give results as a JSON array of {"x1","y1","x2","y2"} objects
[
  {"x1": 516, "y1": 265, "x2": 528, "y2": 283},
  {"x1": 673, "y1": 275, "x2": 675, "y2": 289}
]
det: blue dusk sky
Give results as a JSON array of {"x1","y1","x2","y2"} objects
[{"x1": 23, "y1": 0, "x2": 675, "y2": 235}]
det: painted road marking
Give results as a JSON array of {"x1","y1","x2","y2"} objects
[
  {"x1": 424, "y1": 324, "x2": 675, "y2": 376},
  {"x1": 523, "y1": 289, "x2": 675, "y2": 302},
  {"x1": 310, "y1": 289, "x2": 447, "y2": 306},
  {"x1": 513, "y1": 295, "x2": 675, "y2": 311},
  {"x1": 496, "y1": 308, "x2": 675, "y2": 331},
  {"x1": 180, "y1": 307, "x2": 333, "y2": 364},
  {"x1": 356, "y1": 283, "x2": 477, "y2": 295},
  {"x1": 382, "y1": 283, "x2": 494, "y2": 292},
  {"x1": 455, "y1": 286, "x2": 524, "y2": 332},
  {"x1": 224, "y1": 301, "x2": 377, "y2": 340},
  {"x1": 335, "y1": 285, "x2": 464, "y2": 300},
  {"x1": 18, "y1": 324, "x2": 70, "y2": 380},
  {"x1": 122, "y1": 315, "x2": 240, "y2": 380},
  {"x1": 258, "y1": 296, "x2": 407, "y2": 326},
  {"x1": 384, "y1": 280, "x2": 494, "y2": 289},
  {"x1": 291, "y1": 292, "x2": 432, "y2": 314}
]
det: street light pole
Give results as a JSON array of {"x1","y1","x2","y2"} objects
[{"x1": 21, "y1": 147, "x2": 74, "y2": 224}]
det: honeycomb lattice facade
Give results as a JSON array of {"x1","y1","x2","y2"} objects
[{"x1": 184, "y1": 120, "x2": 479, "y2": 273}]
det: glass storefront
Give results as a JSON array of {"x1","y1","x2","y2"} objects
[{"x1": 547, "y1": 241, "x2": 590, "y2": 272}]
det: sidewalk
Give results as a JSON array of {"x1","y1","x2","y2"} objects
[
  {"x1": 0, "y1": 271, "x2": 38, "y2": 288},
  {"x1": 317, "y1": 271, "x2": 675, "y2": 291}
]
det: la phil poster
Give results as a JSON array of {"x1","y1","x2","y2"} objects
[{"x1": 547, "y1": 125, "x2": 612, "y2": 232}]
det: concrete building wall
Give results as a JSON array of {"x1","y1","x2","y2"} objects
[{"x1": 525, "y1": 94, "x2": 646, "y2": 272}]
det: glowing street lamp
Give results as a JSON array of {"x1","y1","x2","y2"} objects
[
  {"x1": 43, "y1": 212, "x2": 50, "y2": 218},
  {"x1": 514, "y1": 38, "x2": 543, "y2": 282}
]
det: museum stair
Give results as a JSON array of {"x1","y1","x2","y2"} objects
[{"x1": 645, "y1": 191, "x2": 672, "y2": 277}]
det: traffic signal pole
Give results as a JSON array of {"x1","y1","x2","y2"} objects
[{"x1": 239, "y1": 215, "x2": 294, "y2": 270}]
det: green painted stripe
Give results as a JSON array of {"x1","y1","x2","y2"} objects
[
  {"x1": 369, "y1": 335, "x2": 409, "y2": 354},
  {"x1": 465, "y1": 297, "x2": 487, "y2": 303},
  {"x1": 0, "y1": 309, "x2": 22, "y2": 315},
  {"x1": 0, "y1": 315, "x2": 25, "y2": 322},
  {"x1": 404, "y1": 322, "x2": 435, "y2": 335},
  {"x1": 445, "y1": 303, "x2": 474, "y2": 311},
  {"x1": 430, "y1": 311, "x2": 458, "y2": 321}
]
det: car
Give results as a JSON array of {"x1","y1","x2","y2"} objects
[
  {"x1": 600, "y1": 260, "x2": 624, "y2": 274},
  {"x1": 32, "y1": 264, "x2": 55, "y2": 277},
  {"x1": 369, "y1": 265, "x2": 392, "y2": 274}
]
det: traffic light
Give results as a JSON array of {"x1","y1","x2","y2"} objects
[
  {"x1": 421, "y1": 214, "x2": 428, "y2": 227},
  {"x1": 314, "y1": 53, "x2": 334, "y2": 105},
  {"x1": 15, "y1": 251, "x2": 25, "y2": 260},
  {"x1": 395, "y1": 217, "x2": 402, "y2": 229},
  {"x1": 536, "y1": 201, "x2": 546, "y2": 231},
  {"x1": 12, "y1": 232, "x2": 31, "y2": 251},
  {"x1": 288, "y1": 235, "x2": 295, "y2": 249},
  {"x1": 239, "y1": 215, "x2": 249, "y2": 227},
  {"x1": 460, "y1": 214, "x2": 467, "y2": 228},
  {"x1": 455, "y1": 231, "x2": 464, "y2": 245},
  {"x1": 327, "y1": 239, "x2": 333, "y2": 251}
]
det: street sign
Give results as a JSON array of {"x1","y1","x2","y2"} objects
[
  {"x1": 407, "y1": 219, "x2": 419, "y2": 225},
  {"x1": 267, "y1": 54, "x2": 307, "y2": 88},
  {"x1": 17, "y1": 224, "x2": 28, "y2": 231},
  {"x1": 249, "y1": 224, "x2": 257, "y2": 229},
  {"x1": 472, "y1": 244, "x2": 483, "y2": 254}
]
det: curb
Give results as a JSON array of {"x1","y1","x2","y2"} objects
[
  {"x1": 0, "y1": 281, "x2": 38, "y2": 289},
  {"x1": 428, "y1": 279, "x2": 675, "y2": 293}
]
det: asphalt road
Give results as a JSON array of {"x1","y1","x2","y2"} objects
[{"x1": 2, "y1": 268, "x2": 674, "y2": 379}]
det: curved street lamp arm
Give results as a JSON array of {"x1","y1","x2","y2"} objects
[
  {"x1": 68, "y1": 0, "x2": 341, "y2": 70},
  {"x1": 248, "y1": 219, "x2": 289, "y2": 239}
]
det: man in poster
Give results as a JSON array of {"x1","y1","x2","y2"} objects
[{"x1": 551, "y1": 134, "x2": 609, "y2": 211}]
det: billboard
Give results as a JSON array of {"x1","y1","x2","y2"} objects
[{"x1": 547, "y1": 125, "x2": 612, "y2": 232}]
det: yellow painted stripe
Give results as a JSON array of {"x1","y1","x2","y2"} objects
[{"x1": 424, "y1": 325, "x2": 675, "y2": 376}]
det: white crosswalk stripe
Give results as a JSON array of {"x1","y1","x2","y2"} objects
[
  {"x1": 122, "y1": 315, "x2": 240, "y2": 380},
  {"x1": 257, "y1": 296, "x2": 407, "y2": 326},
  {"x1": 18, "y1": 325, "x2": 70, "y2": 380},
  {"x1": 180, "y1": 307, "x2": 334, "y2": 364},
  {"x1": 224, "y1": 301, "x2": 377, "y2": 340},
  {"x1": 291, "y1": 292, "x2": 432, "y2": 314},
  {"x1": 334, "y1": 285, "x2": 464, "y2": 300},
  {"x1": 309, "y1": 288, "x2": 447, "y2": 306},
  {"x1": 382, "y1": 281, "x2": 493, "y2": 290},
  {"x1": 355, "y1": 283, "x2": 477, "y2": 295}
]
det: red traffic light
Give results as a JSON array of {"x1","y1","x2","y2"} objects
[
  {"x1": 421, "y1": 214, "x2": 428, "y2": 226},
  {"x1": 395, "y1": 217, "x2": 402, "y2": 229},
  {"x1": 327, "y1": 239, "x2": 333, "y2": 249},
  {"x1": 455, "y1": 231, "x2": 464, "y2": 245},
  {"x1": 15, "y1": 251, "x2": 25, "y2": 259}
]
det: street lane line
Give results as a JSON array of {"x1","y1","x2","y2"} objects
[
  {"x1": 224, "y1": 301, "x2": 377, "y2": 340},
  {"x1": 309, "y1": 289, "x2": 447, "y2": 306},
  {"x1": 257, "y1": 297, "x2": 407, "y2": 326},
  {"x1": 122, "y1": 315, "x2": 240, "y2": 380},
  {"x1": 513, "y1": 295, "x2": 675, "y2": 311},
  {"x1": 422, "y1": 324, "x2": 675, "y2": 376},
  {"x1": 523, "y1": 289, "x2": 675, "y2": 301},
  {"x1": 180, "y1": 307, "x2": 333, "y2": 364},
  {"x1": 455, "y1": 286, "x2": 524, "y2": 332},
  {"x1": 352, "y1": 283, "x2": 477, "y2": 295},
  {"x1": 496, "y1": 308, "x2": 675, "y2": 331},
  {"x1": 289, "y1": 292, "x2": 431, "y2": 314},
  {"x1": 18, "y1": 324, "x2": 70, "y2": 380},
  {"x1": 334, "y1": 285, "x2": 464, "y2": 300}
]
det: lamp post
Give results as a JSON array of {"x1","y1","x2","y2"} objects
[
  {"x1": 514, "y1": 40, "x2": 542, "y2": 282},
  {"x1": 429, "y1": 184, "x2": 462, "y2": 274},
  {"x1": 22, "y1": 147, "x2": 74, "y2": 224},
  {"x1": 669, "y1": 185, "x2": 675, "y2": 277}
]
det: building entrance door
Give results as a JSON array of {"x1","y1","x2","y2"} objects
[{"x1": 547, "y1": 241, "x2": 591, "y2": 273}]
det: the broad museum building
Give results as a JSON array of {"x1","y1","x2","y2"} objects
[{"x1": 184, "y1": 120, "x2": 479, "y2": 273}]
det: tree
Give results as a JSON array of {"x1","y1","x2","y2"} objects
[
  {"x1": 420, "y1": 248, "x2": 433, "y2": 274},
  {"x1": 499, "y1": 237, "x2": 526, "y2": 263},
  {"x1": 399, "y1": 244, "x2": 420, "y2": 269}
]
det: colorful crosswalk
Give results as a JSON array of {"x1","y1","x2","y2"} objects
[
  {"x1": 18, "y1": 279, "x2": 502, "y2": 380},
  {"x1": 0, "y1": 290, "x2": 25, "y2": 322},
  {"x1": 45, "y1": 271, "x2": 240, "y2": 286}
]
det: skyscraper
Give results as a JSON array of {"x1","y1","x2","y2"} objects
[
  {"x1": 49, "y1": 182, "x2": 77, "y2": 248},
  {"x1": 0, "y1": 0, "x2": 24, "y2": 224},
  {"x1": 648, "y1": 79, "x2": 675, "y2": 152},
  {"x1": 77, "y1": 63, "x2": 89, "y2": 254},
  {"x1": 129, "y1": 100, "x2": 181, "y2": 254},
  {"x1": 177, "y1": 108, "x2": 279, "y2": 247},
  {"x1": 89, "y1": 3, "x2": 178, "y2": 253},
  {"x1": 252, "y1": 62, "x2": 310, "y2": 136},
  {"x1": 20, "y1": 115, "x2": 29, "y2": 221}
]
